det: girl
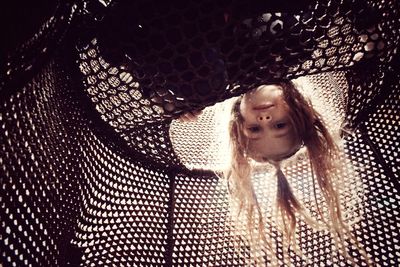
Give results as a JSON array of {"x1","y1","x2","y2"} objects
[{"x1": 225, "y1": 80, "x2": 369, "y2": 265}]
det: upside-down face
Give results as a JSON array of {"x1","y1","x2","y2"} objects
[{"x1": 239, "y1": 84, "x2": 302, "y2": 162}]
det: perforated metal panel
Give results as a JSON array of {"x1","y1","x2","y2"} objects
[{"x1": 1, "y1": 0, "x2": 399, "y2": 266}]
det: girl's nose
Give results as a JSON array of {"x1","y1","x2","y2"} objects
[{"x1": 257, "y1": 114, "x2": 271, "y2": 121}]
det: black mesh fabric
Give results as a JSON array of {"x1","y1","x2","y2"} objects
[{"x1": 1, "y1": 0, "x2": 399, "y2": 266}]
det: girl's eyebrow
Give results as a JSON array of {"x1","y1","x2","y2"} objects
[
  {"x1": 273, "y1": 131, "x2": 290, "y2": 138},
  {"x1": 248, "y1": 136, "x2": 261, "y2": 141}
]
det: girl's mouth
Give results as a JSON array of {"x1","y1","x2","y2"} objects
[{"x1": 253, "y1": 103, "x2": 274, "y2": 110}]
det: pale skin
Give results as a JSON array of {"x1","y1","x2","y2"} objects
[
  {"x1": 179, "y1": 84, "x2": 301, "y2": 161},
  {"x1": 239, "y1": 84, "x2": 301, "y2": 162}
]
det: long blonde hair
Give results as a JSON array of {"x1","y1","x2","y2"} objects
[{"x1": 225, "y1": 81, "x2": 370, "y2": 265}]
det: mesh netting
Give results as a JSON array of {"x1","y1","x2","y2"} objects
[{"x1": 1, "y1": 0, "x2": 399, "y2": 266}]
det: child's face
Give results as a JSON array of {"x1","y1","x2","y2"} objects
[{"x1": 239, "y1": 84, "x2": 301, "y2": 162}]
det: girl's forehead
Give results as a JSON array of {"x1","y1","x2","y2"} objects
[{"x1": 247, "y1": 136, "x2": 302, "y2": 162}]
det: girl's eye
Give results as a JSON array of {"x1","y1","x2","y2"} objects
[
  {"x1": 248, "y1": 126, "x2": 261, "y2": 133},
  {"x1": 275, "y1": 122, "x2": 286, "y2": 129}
]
